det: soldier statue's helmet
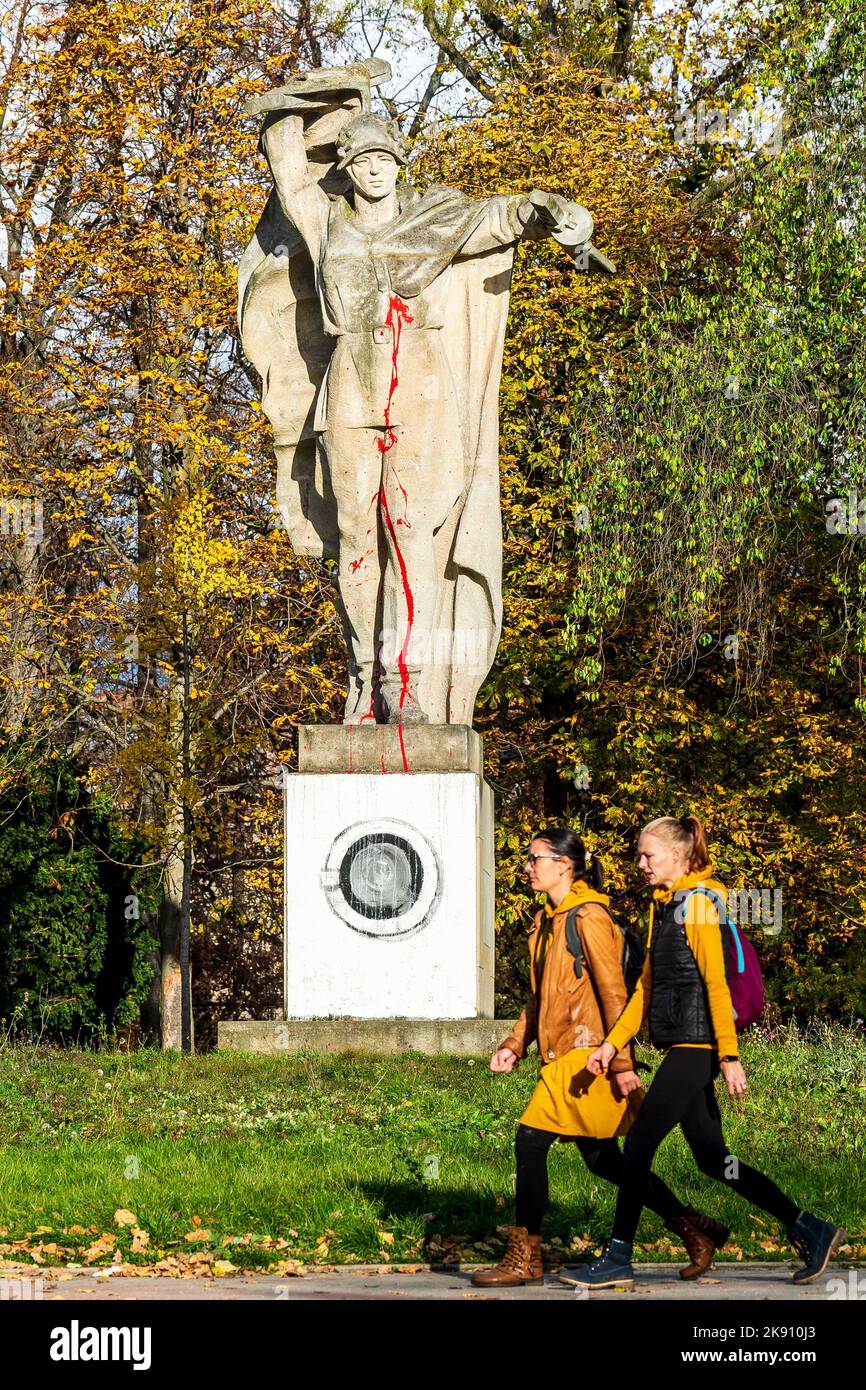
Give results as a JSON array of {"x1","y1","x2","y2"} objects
[{"x1": 335, "y1": 113, "x2": 408, "y2": 171}]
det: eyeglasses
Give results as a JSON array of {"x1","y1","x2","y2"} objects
[{"x1": 525, "y1": 853, "x2": 562, "y2": 866}]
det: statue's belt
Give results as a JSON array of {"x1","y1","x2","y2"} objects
[{"x1": 334, "y1": 325, "x2": 442, "y2": 342}]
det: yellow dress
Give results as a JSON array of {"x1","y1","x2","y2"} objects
[{"x1": 520, "y1": 1048, "x2": 644, "y2": 1138}]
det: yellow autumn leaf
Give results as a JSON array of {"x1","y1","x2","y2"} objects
[{"x1": 114, "y1": 1209, "x2": 137, "y2": 1227}]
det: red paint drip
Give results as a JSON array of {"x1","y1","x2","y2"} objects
[
  {"x1": 397, "y1": 725, "x2": 407, "y2": 772},
  {"x1": 393, "y1": 469, "x2": 410, "y2": 526},
  {"x1": 379, "y1": 483, "x2": 415, "y2": 734},
  {"x1": 346, "y1": 294, "x2": 417, "y2": 767},
  {"x1": 376, "y1": 295, "x2": 413, "y2": 455},
  {"x1": 368, "y1": 294, "x2": 416, "y2": 772}
]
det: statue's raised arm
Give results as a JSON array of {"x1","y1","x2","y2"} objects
[{"x1": 238, "y1": 60, "x2": 615, "y2": 728}]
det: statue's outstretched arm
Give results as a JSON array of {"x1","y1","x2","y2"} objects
[{"x1": 458, "y1": 189, "x2": 615, "y2": 273}]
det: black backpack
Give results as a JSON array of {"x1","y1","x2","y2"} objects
[{"x1": 564, "y1": 905, "x2": 646, "y2": 998}]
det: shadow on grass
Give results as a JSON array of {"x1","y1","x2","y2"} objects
[{"x1": 357, "y1": 1177, "x2": 614, "y2": 1266}]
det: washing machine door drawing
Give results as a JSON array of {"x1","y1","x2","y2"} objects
[{"x1": 320, "y1": 817, "x2": 441, "y2": 939}]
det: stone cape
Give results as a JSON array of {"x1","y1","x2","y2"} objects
[{"x1": 238, "y1": 179, "x2": 518, "y2": 725}]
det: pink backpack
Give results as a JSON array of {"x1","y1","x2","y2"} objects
[{"x1": 683, "y1": 887, "x2": 765, "y2": 1031}]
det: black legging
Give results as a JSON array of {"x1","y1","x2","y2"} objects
[
  {"x1": 612, "y1": 1048, "x2": 800, "y2": 1243},
  {"x1": 514, "y1": 1122, "x2": 686, "y2": 1235}
]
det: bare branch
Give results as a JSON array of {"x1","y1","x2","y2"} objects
[
  {"x1": 406, "y1": 48, "x2": 448, "y2": 142},
  {"x1": 420, "y1": 3, "x2": 498, "y2": 101},
  {"x1": 479, "y1": 7, "x2": 521, "y2": 48},
  {"x1": 609, "y1": 0, "x2": 640, "y2": 79}
]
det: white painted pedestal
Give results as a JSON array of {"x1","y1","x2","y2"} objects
[{"x1": 282, "y1": 726, "x2": 495, "y2": 1020}]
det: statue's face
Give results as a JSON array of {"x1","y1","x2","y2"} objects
[{"x1": 346, "y1": 149, "x2": 399, "y2": 200}]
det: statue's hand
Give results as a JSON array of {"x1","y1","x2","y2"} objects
[
  {"x1": 517, "y1": 191, "x2": 595, "y2": 247},
  {"x1": 527, "y1": 189, "x2": 571, "y2": 227}
]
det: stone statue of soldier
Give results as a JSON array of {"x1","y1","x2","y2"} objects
[{"x1": 238, "y1": 61, "x2": 614, "y2": 726}]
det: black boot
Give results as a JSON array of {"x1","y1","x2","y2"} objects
[{"x1": 787, "y1": 1211, "x2": 846, "y2": 1284}]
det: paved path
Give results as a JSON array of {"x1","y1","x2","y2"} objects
[{"x1": 14, "y1": 1262, "x2": 860, "y2": 1301}]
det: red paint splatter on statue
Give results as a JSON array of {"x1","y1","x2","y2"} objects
[
  {"x1": 391, "y1": 466, "x2": 411, "y2": 528},
  {"x1": 378, "y1": 484, "x2": 415, "y2": 763},
  {"x1": 376, "y1": 295, "x2": 413, "y2": 456},
  {"x1": 374, "y1": 294, "x2": 417, "y2": 771}
]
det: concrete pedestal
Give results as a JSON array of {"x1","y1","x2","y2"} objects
[
  {"x1": 218, "y1": 1018, "x2": 517, "y2": 1056},
  {"x1": 218, "y1": 725, "x2": 500, "y2": 1050}
]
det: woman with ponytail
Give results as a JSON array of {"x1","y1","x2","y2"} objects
[
  {"x1": 472, "y1": 826, "x2": 722, "y2": 1288},
  {"x1": 571, "y1": 814, "x2": 844, "y2": 1289}
]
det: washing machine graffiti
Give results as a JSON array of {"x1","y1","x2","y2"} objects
[
  {"x1": 283, "y1": 771, "x2": 494, "y2": 1019},
  {"x1": 320, "y1": 817, "x2": 442, "y2": 940}
]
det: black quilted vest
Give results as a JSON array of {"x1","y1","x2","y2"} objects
[{"x1": 648, "y1": 893, "x2": 715, "y2": 1046}]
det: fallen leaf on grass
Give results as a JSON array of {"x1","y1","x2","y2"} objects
[
  {"x1": 114, "y1": 1209, "x2": 137, "y2": 1227},
  {"x1": 66, "y1": 1225, "x2": 88, "y2": 1236},
  {"x1": 131, "y1": 1229, "x2": 150, "y2": 1253},
  {"x1": 379, "y1": 1232, "x2": 395, "y2": 1247},
  {"x1": 84, "y1": 1235, "x2": 117, "y2": 1264},
  {"x1": 184, "y1": 1229, "x2": 212, "y2": 1243},
  {"x1": 212, "y1": 1260, "x2": 237, "y2": 1276}
]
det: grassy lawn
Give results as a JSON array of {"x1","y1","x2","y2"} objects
[{"x1": 0, "y1": 1022, "x2": 864, "y2": 1272}]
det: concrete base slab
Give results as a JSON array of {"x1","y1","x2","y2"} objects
[
  {"x1": 217, "y1": 1018, "x2": 517, "y2": 1055},
  {"x1": 298, "y1": 723, "x2": 483, "y2": 775}
]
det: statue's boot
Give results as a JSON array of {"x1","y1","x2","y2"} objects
[
  {"x1": 343, "y1": 664, "x2": 376, "y2": 725},
  {"x1": 382, "y1": 669, "x2": 428, "y2": 725}
]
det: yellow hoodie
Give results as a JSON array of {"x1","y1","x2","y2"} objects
[{"x1": 604, "y1": 867, "x2": 739, "y2": 1061}]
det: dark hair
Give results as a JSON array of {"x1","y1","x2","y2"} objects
[
  {"x1": 534, "y1": 826, "x2": 604, "y2": 892},
  {"x1": 642, "y1": 813, "x2": 710, "y2": 872}
]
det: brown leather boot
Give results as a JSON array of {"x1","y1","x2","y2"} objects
[
  {"x1": 665, "y1": 1205, "x2": 731, "y2": 1280},
  {"x1": 471, "y1": 1226, "x2": 544, "y2": 1287}
]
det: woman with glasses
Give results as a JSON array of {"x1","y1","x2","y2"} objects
[
  {"x1": 570, "y1": 813, "x2": 845, "y2": 1289},
  {"x1": 472, "y1": 826, "x2": 726, "y2": 1288}
]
